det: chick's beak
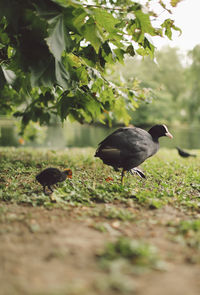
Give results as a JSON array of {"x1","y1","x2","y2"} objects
[
  {"x1": 165, "y1": 132, "x2": 173, "y2": 139},
  {"x1": 67, "y1": 170, "x2": 72, "y2": 179},
  {"x1": 64, "y1": 168, "x2": 72, "y2": 179}
]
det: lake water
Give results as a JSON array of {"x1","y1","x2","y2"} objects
[{"x1": 0, "y1": 120, "x2": 199, "y2": 150}]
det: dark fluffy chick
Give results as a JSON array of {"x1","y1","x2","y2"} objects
[{"x1": 36, "y1": 167, "x2": 72, "y2": 194}]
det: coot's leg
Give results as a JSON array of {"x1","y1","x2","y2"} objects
[
  {"x1": 43, "y1": 185, "x2": 46, "y2": 194},
  {"x1": 129, "y1": 168, "x2": 146, "y2": 179},
  {"x1": 48, "y1": 185, "x2": 54, "y2": 193},
  {"x1": 121, "y1": 168, "x2": 125, "y2": 185}
]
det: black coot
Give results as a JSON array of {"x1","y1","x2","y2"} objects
[
  {"x1": 36, "y1": 167, "x2": 72, "y2": 194},
  {"x1": 176, "y1": 147, "x2": 196, "y2": 158},
  {"x1": 95, "y1": 124, "x2": 173, "y2": 184}
]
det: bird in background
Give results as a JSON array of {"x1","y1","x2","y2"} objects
[
  {"x1": 176, "y1": 147, "x2": 197, "y2": 158},
  {"x1": 36, "y1": 167, "x2": 72, "y2": 194},
  {"x1": 95, "y1": 124, "x2": 173, "y2": 185}
]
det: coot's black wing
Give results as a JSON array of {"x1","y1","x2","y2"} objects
[
  {"x1": 96, "y1": 127, "x2": 145, "y2": 150},
  {"x1": 97, "y1": 128, "x2": 126, "y2": 147}
]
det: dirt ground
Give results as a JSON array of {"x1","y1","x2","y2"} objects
[{"x1": 0, "y1": 203, "x2": 200, "y2": 295}]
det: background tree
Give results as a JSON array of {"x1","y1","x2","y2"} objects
[
  {"x1": 109, "y1": 46, "x2": 186, "y2": 126},
  {"x1": 185, "y1": 45, "x2": 200, "y2": 123},
  {"x1": 0, "y1": 0, "x2": 181, "y2": 132}
]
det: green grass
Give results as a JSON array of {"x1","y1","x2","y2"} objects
[
  {"x1": 172, "y1": 219, "x2": 200, "y2": 250},
  {"x1": 0, "y1": 147, "x2": 199, "y2": 211}
]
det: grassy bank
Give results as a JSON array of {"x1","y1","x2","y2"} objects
[
  {"x1": 0, "y1": 147, "x2": 200, "y2": 295},
  {"x1": 0, "y1": 147, "x2": 199, "y2": 210}
]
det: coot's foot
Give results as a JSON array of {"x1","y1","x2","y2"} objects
[{"x1": 129, "y1": 168, "x2": 146, "y2": 179}]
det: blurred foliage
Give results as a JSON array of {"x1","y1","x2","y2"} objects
[
  {"x1": 0, "y1": 0, "x2": 182, "y2": 132},
  {"x1": 109, "y1": 45, "x2": 200, "y2": 126},
  {"x1": 186, "y1": 45, "x2": 200, "y2": 122},
  {"x1": 98, "y1": 237, "x2": 159, "y2": 272}
]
